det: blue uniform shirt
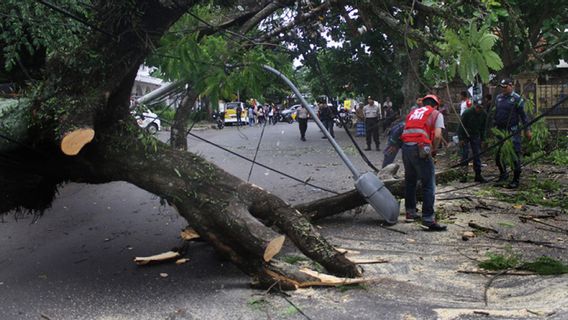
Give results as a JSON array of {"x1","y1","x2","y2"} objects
[{"x1": 494, "y1": 92, "x2": 529, "y2": 131}]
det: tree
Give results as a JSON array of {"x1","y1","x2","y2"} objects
[
  {"x1": 0, "y1": 0, "x2": 363, "y2": 289},
  {"x1": 1, "y1": 0, "x2": 518, "y2": 289}
]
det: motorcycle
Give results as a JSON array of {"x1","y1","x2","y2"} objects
[
  {"x1": 335, "y1": 109, "x2": 353, "y2": 129},
  {"x1": 278, "y1": 112, "x2": 294, "y2": 124},
  {"x1": 212, "y1": 112, "x2": 224, "y2": 129}
]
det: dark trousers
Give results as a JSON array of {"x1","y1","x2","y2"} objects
[
  {"x1": 298, "y1": 118, "x2": 308, "y2": 138},
  {"x1": 382, "y1": 146, "x2": 400, "y2": 168},
  {"x1": 461, "y1": 136, "x2": 482, "y2": 175},
  {"x1": 323, "y1": 119, "x2": 335, "y2": 138},
  {"x1": 496, "y1": 133, "x2": 522, "y2": 179},
  {"x1": 236, "y1": 112, "x2": 242, "y2": 125},
  {"x1": 365, "y1": 118, "x2": 380, "y2": 147},
  {"x1": 402, "y1": 144, "x2": 436, "y2": 223}
]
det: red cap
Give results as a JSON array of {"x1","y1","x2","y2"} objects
[{"x1": 422, "y1": 94, "x2": 441, "y2": 106}]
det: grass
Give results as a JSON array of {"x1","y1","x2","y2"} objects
[
  {"x1": 477, "y1": 177, "x2": 567, "y2": 209},
  {"x1": 478, "y1": 250, "x2": 568, "y2": 275}
]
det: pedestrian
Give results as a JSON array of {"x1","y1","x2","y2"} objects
[
  {"x1": 459, "y1": 91, "x2": 472, "y2": 116},
  {"x1": 318, "y1": 100, "x2": 335, "y2": 139},
  {"x1": 297, "y1": 104, "x2": 309, "y2": 141},
  {"x1": 383, "y1": 101, "x2": 397, "y2": 133},
  {"x1": 401, "y1": 94, "x2": 447, "y2": 231},
  {"x1": 268, "y1": 104, "x2": 274, "y2": 125},
  {"x1": 382, "y1": 118, "x2": 405, "y2": 168},
  {"x1": 363, "y1": 96, "x2": 381, "y2": 150},
  {"x1": 458, "y1": 100, "x2": 487, "y2": 183},
  {"x1": 257, "y1": 105, "x2": 265, "y2": 125},
  {"x1": 248, "y1": 105, "x2": 255, "y2": 127},
  {"x1": 493, "y1": 78, "x2": 532, "y2": 189},
  {"x1": 236, "y1": 103, "x2": 243, "y2": 126}
]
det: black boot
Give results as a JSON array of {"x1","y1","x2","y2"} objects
[
  {"x1": 507, "y1": 171, "x2": 520, "y2": 189},
  {"x1": 364, "y1": 145, "x2": 371, "y2": 151},
  {"x1": 474, "y1": 172, "x2": 487, "y2": 183}
]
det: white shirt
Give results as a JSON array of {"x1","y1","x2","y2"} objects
[{"x1": 363, "y1": 102, "x2": 382, "y2": 119}]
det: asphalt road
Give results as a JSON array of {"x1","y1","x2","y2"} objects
[{"x1": 1, "y1": 122, "x2": 566, "y2": 320}]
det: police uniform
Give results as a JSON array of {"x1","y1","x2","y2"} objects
[
  {"x1": 363, "y1": 99, "x2": 381, "y2": 150},
  {"x1": 494, "y1": 89, "x2": 529, "y2": 185}
]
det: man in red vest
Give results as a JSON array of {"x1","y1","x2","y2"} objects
[{"x1": 401, "y1": 94, "x2": 447, "y2": 231}]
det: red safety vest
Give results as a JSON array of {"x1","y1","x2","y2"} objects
[{"x1": 401, "y1": 106, "x2": 439, "y2": 144}]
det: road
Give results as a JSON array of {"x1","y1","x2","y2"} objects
[{"x1": 1, "y1": 122, "x2": 566, "y2": 320}]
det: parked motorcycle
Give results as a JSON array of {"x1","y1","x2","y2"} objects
[
  {"x1": 212, "y1": 112, "x2": 224, "y2": 129},
  {"x1": 335, "y1": 109, "x2": 353, "y2": 129}
]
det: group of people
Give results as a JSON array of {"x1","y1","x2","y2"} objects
[
  {"x1": 379, "y1": 78, "x2": 531, "y2": 231},
  {"x1": 243, "y1": 103, "x2": 278, "y2": 126}
]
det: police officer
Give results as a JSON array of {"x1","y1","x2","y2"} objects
[
  {"x1": 363, "y1": 96, "x2": 381, "y2": 150},
  {"x1": 401, "y1": 95, "x2": 446, "y2": 231},
  {"x1": 493, "y1": 78, "x2": 532, "y2": 189}
]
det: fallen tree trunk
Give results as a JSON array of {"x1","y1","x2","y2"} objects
[{"x1": 295, "y1": 169, "x2": 461, "y2": 221}]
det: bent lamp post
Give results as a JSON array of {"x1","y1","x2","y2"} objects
[{"x1": 261, "y1": 65, "x2": 400, "y2": 224}]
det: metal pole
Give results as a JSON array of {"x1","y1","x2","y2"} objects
[{"x1": 261, "y1": 65, "x2": 361, "y2": 179}]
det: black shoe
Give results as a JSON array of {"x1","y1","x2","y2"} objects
[
  {"x1": 376, "y1": 146, "x2": 381, "y2": 151},
  {"x1": 474, "y1": 175, "x2": 487, "y2": 183},
  {"x1": 364, "y1": 147, "x2": 371, "y2": 151},
  {"x1": 301, "y1": 137, "x2": 306, "y2": 141},
  {"x1": 507, "y1": 180, "x2": 519, "y2": 189},
  {"x1": 405, "y1": 213, "x2": 420, "y2": 223},
  {"x1": 422, "y1": 222, "x2": 447, "y2": 231},
  {"x1": 496, "y1": 174, "x2": 509, "y2": 183},
  {"x1": 321, "y1": 136, "x2": 327, "y2": 139},
  {"x1": 460, "y1": 175, "x2": 468, "y2": 183}
]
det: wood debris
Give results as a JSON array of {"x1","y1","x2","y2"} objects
[
  {"x1": 175, "y1": 258, "x2": 189, "y2": 265},
  {"x1": 134, "y1": 251, "x2": 181, "y2": 265},
  {"x1": 348, "y1": 257, "x2": 389, "y2": 264},
  {"x1": 180, "y1": 227, "x2": 200, "y2": 241},
  {"x1": 297, "y1": 268, "x2": 375, "y2": 287},
  {"x1": 468, "y1": 222, "x2": 498, "y2": 234}
]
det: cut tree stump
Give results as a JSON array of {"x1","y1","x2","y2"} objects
[{"x1": 60, "y1": 128, "x2": 95, "y2": 156}]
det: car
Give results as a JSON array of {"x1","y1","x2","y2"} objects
[
  {"x1": 222, "y1": 102, "x2": 249, "y2": 125},
  {"x1": 134, "y1": 109, "x2": 161, "y2": 134}
]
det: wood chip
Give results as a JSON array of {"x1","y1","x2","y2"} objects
[
  {"x1": 180, "y1": 228, "x2": 200, "y2": 241},
  {"x1": 134, "y1": 251, "x2": 180, "y2": 265},
  {"x1": 462, "y1": 231, "x2": 476, "y2": 241},
  {"x1": 175, "y1": 258, "x2": 189, "y2": 265},
  {"x1": 348, "y1": 257, "x2": 389, "y2": 264},
  {"x1": 160, "y1": 273, "x2": 168, "y2": 278},
  {"x1": 335, "y1": 248, "x2": 360, "y2": 255},
  {"x1": 298, "y1": 268, "x2": 375, "y2": 287}
]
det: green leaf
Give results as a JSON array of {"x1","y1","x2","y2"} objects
[
  {"x1": 484, "y1": 51, "x2": 504, "y2": 70},
  {"x1": 479, "y1": 33, "x2": 497, "y2": 51},
  {"x1": 474, "y1": 51, "x2": 490, "y2": 83}
]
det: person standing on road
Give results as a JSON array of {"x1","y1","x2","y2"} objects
[
  {"x1": 363, "y1": 96, "x2": 381, "y2": 150},
  {"x1": 236, "y1": 104, "x2": 243, "y2": 126},
  {"x1": 458, "y1": 100, "x2": 487, "y2": 183},
  {"x1": 268, "y1": 104, "x2": 274, "y2": 125},
  {"x1": 493, "y1": 78, "x2": 532, "y2": 189},
  {"x1": 297, "y1": 104, "x2": 309, "y2": 141},
  {"x1": 318, "y1": 100, "x2": 335, "y2": 139},
  {"x1": 257, "y1": 105, "x2": 265, "y2": 126},
  {"x1": 248, "y1": 105, "x2": 255, "y2": 127},
  {"x1": 401, "y1": 94, "x2": 447, "y2": 231}
]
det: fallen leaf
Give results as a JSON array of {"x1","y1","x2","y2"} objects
[{"x1": 513, "y1": 204, "x2": 523, "y2": 209}]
